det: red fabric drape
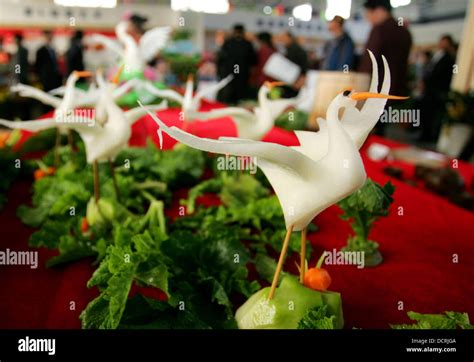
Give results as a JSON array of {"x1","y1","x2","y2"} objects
[{"x1": 1, "y1": 101, "x2": 473, "y2": 328}]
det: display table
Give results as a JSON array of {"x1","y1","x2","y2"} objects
[{"x1": 1, "y1": 101, "x2": 473, "y2": 329}]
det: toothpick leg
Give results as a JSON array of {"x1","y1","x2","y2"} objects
[
  {"x1": 268, "y1": 225, "x2": 294, "y2": 300},
  {"x1": 300, "y1": 227, "x2": 307, "y2": 283},
  {"x1": 109, "y1": 158, "x2": 121, "y2": 202},
  {"x1": 67, "y1": 129, "x2": 74, "y2": 150},
  {"x1": 54, "y1": 129, "x2": 61, "y2": 167},
  {"x1": 93, "y1": 160, "x2": 100, "y2": 203}
]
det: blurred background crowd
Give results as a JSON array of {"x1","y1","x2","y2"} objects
[{"x1": 0, "y1": 0, "x2": 472, "y2": 159}]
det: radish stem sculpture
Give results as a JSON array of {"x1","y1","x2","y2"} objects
[
  {"x1": 2, "y1": 68, "x2": 168, "y2": 202},
  {"x1": 89, "y1": 21, "x2": 171, "y2": 75},
  {"x1": 11, "y1": 71, "x2": 93, "y2": 164},
  {"x1": 141, "y1": 74, "x2": 233, "y2": 127},
  {"x1": 139, "y1": 51, "x2": 407, "y2": 298},
  {"x1": 185, "y1": 81, "x2": 307, "y2": 140}
]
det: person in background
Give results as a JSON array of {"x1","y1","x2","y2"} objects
[
  {"x1": 280, "y1": 31, "x2": 308, "y2": 97},
  {"x1": 412, "y1": 50, "x2": 431, "y2": 97},
  {"x1": 419, "y1": 35, "x2": 456, "y2": 142},
  {"x1": 10, "y1": 34, "x2": 31, "y2": 119},
  {"x1": 424, "y1": 35, "x2": 456, "y2": 94},
  {"x1": 216, "y1": 24, "x2": 257, "y2": 104},
  {"x1": 197, "y1": 53, "x2": 218, "y2": 82},
  {"x1": 14, "y1": 34, "x2": 29, "y2": 84},
  {"x1": 0, "y1": 37, "x2": 10, "y2": 66},
  {"x1": 307, "y1": 49, "x2": 321, "y2": 70},
  {"x1": 127, "y1": 14, "x2": 147, "y2": 40},
  {"x1": 66, "y1": 30, "x2": 84, "y2": 76},
  {"x1": 214, "y1": 30, "x2": 227, "y2": 82},
  {"x1": 322, "y1": 16, "x2": 355, "y2": 71},
  {"x1": 416, "y1": 51, "x2": 432, "y2": 81},
  {"x1": 254, "y1": 32, "x2": 276, "y2": 87},
  {"x1": 35, "y1": 30, "x2": 62, "y2": 91},
  {"x1": 214, "y1": 30, "x2": 226, "y2": 49},
  {"x1": 358, "y1": 0, "x2": 412, "y2": 96}
]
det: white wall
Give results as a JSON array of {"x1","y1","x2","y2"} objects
[
  {"x1": 0, "y1": 0, "x2": 179, "y2": 28},
  {"x1": 410, "y1": 19, "x2": 465, "y2": 46},
  {"x1": 180, "y1": 12, "x2": 205, "y2": 52}
]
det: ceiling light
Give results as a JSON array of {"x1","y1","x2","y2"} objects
[
  {"x1": 263, "y1": 6, "x2": 273, "y2": 15},
  {"x1": 292, "y1": 3, "x2": 313, "y2": 22},
  {"x1": 54, "y1": 0, "x2": 117, "y2": 8},
  {"x1": 171, "y1": 0, "x2": 230, "y2": 14},
  {"x1": 325, "y1": 0, "x2": 351, "y2": 20},
  {"x1": 390, "y1": 0, "x2": 411, "y2": 8}
]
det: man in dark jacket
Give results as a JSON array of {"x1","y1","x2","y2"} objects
[
  {"x1": 358, "y1": 0, "x2": 412, "y2": 96},
  {"x1": 66, "y1": 30, "x2": 85, "y2": 76},
  {"x1": 280, "y1": 31, "x2": 308, "y2": 97},
  {"x1": 14, "y1": 34, "x2": 29, "y2": 84},
  {"x1": 423, "y1": 35, "x2": 456, "y2": 96},
  {"x1": 35, "y1": 30, "x2": 62, "y2": 91},
  {"x1": 217, "y1": 24, "x2": 257, "y2": 104},
  {"x1": 13, "y1": 34, "x2": 31, "y2": 119},
  {"x1": 322, "y1": 16, "x2": 355, "y2": 71},
  {"x1": 419, "y1": 35, "x2": 456, "y2": 142}
]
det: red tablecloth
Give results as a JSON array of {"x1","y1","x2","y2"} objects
[{"x1": 1, "y1": 101, "x2": 473, "y2": 329}]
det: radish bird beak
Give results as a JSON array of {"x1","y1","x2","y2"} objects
[
  {"x1": 350, "y1": 92, "x2": 409, "y2": 101},
  {"x1": 112, "y1": 64, "x2": 125, "y2": 85},
  {"x1": 73, "y1": 71, "x2": 93, "y2": 78},
  {"x1": 264, "y1": 81, "x2": 286, "y2": 90}
]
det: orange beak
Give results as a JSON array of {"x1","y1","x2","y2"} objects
[
  {"x1": 74, "y1": 71, "x2": 93, "y2": 78},
  {"x1": 187, "y1": 74, "x2": 194, "y2": 83},
  {"x1": 264, "y1": 81, "x2": 286, "y2": 90},
  {"x1": 112, "y1": 64, "x2": 125, "y2": 85},
  {"x1": 350, "y1": 92, "x2": 409, "y2": 101}
]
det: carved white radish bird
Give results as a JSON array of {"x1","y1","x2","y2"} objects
[
  {"x1": 2, "y1": 69, "x2": 167, "y2": 200},
  {"x1": 11, "y1": 71, "x2": 95, "y2": 162},
  {"x1": 140, "y1": 99, "x2": 365, "y2": 299},
  {"x1": 3, "y1": 72, "x2": 166, "y2": 163},
  {"x1": 139, "y1": 52, "x2": 406, "y2": 298},
  {"x1": 89, "y1": 21, "x2": 171, "y2": 74},
  {"x1": 11, "y1": 71, "x2": 93, "y2": 133},
  {"x1": 142, "y1": 74, "x2": 233, "y2": 124},
  {"x1": 47, "y1": 77, "x2": 138, "y2": 108},
  {"x1": 294, "y1": 50, "x2": 407, "y2": 161},
  {"x1": 185, "y1": 81, "x2": 307, "y2": 140},
  {"x1": 11, "y1": 71, "x2": 139, "y2": 126}
]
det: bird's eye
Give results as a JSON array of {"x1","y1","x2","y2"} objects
[{"x1": 343, "y1": 90, "x2": 352, "y2": 97}]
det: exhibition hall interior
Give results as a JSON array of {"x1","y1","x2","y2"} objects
[{"x1": 0, "y1": 0, "x2": 473, "y2": 348}]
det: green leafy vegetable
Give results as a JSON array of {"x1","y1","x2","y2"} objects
[
  {"x1": 184, "y1": 172, "x2": 269, "y2": 212},
  {"x1": 81, "y1": 217, "x2": 169, "y2": 329},
  {"x1": 275, "y1": 110, "x2": 308, "y2": 131},
  {"x1": 338, "y1": 178, "x2": 395, "y2": 266},
  {"x1": 297, "y1": 305, "x2": 336, "y2": 329},
  {"x1": 14, "y1": 133, "x2": 326, "y2": 329},
  {"x1": 0, "y1": 130, "x2": 35, "y2": 210},
  {"x1": 390, "y1": 311, "x2": 473, "y2": 329}
]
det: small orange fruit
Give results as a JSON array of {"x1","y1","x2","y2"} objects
[{"x1": 304, "y1": 267, "x2": 332, "y2": 291}]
